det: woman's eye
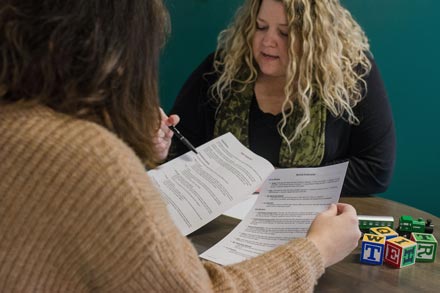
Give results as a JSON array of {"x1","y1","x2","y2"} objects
[
  {"x1": 256, "y1": 24, "x2": 267, "y2": 30},
  {"x1": 280, "y1": 31, "x2": 288, "y2": 37}
]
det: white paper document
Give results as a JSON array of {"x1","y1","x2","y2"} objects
[
  {"x1": 222, "y1": 194, "x2": 258, "y2": 220},
  {"x1": 200, "y1": 162, "x2": 348, "y2": 265},
  {"x1": 148, "y1": 133, "x2": 274, "y2": 235}
]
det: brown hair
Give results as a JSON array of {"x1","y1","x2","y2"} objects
[{"x1": 0, "y1": 0, "x2": 170, "y2": 168}]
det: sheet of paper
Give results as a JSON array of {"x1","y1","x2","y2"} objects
[
  {"x1": 222, "y1": 194, "x2": 258, "y2": 220},
  {"x1": 148, "y1": 133, "x2": 274, "y2": 235},
  {"x1": 200, "y1": 162, "x2": 348, "y2": 265}
]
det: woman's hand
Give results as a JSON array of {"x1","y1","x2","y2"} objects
[
  {"x1": 153, "y1": 108, "x2": 180, "y2": 162},
  {"x1": 307, "y1": 203, "x2": 361, "y2": 268}
]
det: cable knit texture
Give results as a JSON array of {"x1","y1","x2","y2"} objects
[{"x1": 0, "y1": 103, "x2": 325, "y2": 292}]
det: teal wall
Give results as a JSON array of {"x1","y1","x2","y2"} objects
[{"x1": 160, "y1": 0, "x2": 440, "y2": 216}]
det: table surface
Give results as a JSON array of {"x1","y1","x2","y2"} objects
[{"x1": 188, "y1": 196, "x2": 440, "y2": 293}]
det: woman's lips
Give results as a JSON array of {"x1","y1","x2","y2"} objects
[{"x1": 262, "y1": 52, "x2": 279, "y2": 59}]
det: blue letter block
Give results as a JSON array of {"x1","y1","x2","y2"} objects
[{"x1": 360, "y1": 234, "x2": 385, "y2": 265}]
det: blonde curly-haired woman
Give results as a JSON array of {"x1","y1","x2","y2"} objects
[{"x1": 169, "y1": 0, "x2": 395, "y2": 196}]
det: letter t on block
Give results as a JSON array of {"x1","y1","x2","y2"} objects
[{"x1": 360, "y1": 234, "x2": 385, "y2": 265}]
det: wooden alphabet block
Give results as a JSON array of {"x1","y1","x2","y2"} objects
[
  {"x1": 384, "y1": 236, "x2": 417, "y2": 268},
  {"x1": 370, "y1": 226, "x2": 399, "y2": 240},
  {"x1": 360, "y1": 233, "x2": 385, "y2": 265},
  {"x1": 410, "y1": 232, "x2": 437, "y2": 262}
]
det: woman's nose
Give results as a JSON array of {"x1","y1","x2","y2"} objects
[{"x1": 262, "y1": 31, "x2": 277, "y2": 47}]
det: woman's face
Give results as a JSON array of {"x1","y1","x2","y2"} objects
[{"x1": 252, "y1": 0, "x2": 294, "y2": 79}]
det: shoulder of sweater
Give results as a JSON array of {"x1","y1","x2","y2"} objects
[
  {"x1": 2, "y1": 103, "x2": 146, "y2": 181},
  {"x1": 2, "y1": 102, "x2": 171, "y2": 250}
]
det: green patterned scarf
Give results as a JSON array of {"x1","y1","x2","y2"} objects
[{"x1": 213, "y1": 88, "x2": 326, "y2": 167}]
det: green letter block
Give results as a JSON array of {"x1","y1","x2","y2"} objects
[{"x1": 410, "y1": 233, "x2": 437, "y2": 262}]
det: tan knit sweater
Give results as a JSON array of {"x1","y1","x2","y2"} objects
[{"x1": 0, "y1": 104, "x2": 324, "y2": 292}]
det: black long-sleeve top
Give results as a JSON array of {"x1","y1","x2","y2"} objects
[{"x1": 168, "y1": 53, "x2": 396, "y2": 196}]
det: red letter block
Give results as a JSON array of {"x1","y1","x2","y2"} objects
[{"x1": 384, "y1": 236, "x2": 417, "y2": 268}]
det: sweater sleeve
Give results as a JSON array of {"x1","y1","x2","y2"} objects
[
  {"x1": 71, "y1": 121, "x2": 325, "y2": 292},
  {"x1": 341, "y1": 58, "x2": 396, "y2": 195}
]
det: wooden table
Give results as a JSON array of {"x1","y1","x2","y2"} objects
[{"x1": 188, "y1": 197, "x2": 439, "y2": 292}]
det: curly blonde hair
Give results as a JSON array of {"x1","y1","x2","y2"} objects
[{"x1": 211, "y1": 0, "x2": 371, "y2": 146}]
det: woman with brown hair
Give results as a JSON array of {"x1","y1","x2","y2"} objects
[{"x1": 0, "y1": 0, "x2": 360, "y2": 291}]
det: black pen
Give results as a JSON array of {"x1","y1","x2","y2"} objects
[{"x1": 168, "y1": 125, "x2": 198, "y2": 154}]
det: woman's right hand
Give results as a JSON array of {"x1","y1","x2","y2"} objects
[
  {"x1": 153, "y1": 108, "x2": 180, "y2": 162},
  {"x1": 306, "y1": 203, "x2": 361, "y2": 268}
]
